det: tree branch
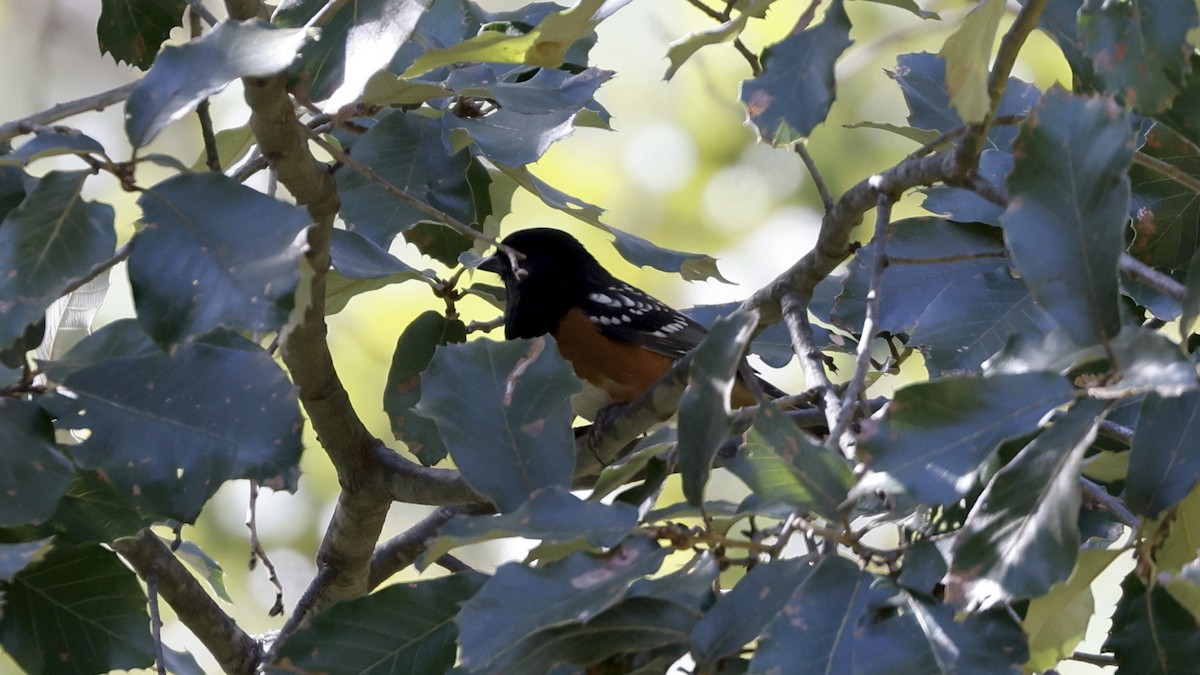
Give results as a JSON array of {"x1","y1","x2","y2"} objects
[
  {"x1": 113, "y1": 530, "x2": 263, "y2": 675},
  {"x1": 796, "y1": 143, "x2": 834, "y2": 212},
  {"x1": 368, "y1": 504, "x2": 486, "y2": 589},
  {"x1": 0, "y1": 82, "x2": 137, "y2": 143},
  {"x1": 1119, "y1": 252, "x2": 1185, "y2": 301},
  {"x1": 780, "y1": 291, "x2": 841, "y2": 433},
  {"x1": 1132, "y1": 150, "x2": 1200, "y2": 196}
]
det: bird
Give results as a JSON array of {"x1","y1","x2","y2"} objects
[{"x1": 477, "y1": 227, "x2": 786, "y2": 418}]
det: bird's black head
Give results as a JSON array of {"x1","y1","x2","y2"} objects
[{"x1": 478, "y1": 228, "x2": 611, "y2": 338}]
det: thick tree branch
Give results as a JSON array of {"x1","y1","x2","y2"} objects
[
  {"x1": 0, "y1": 82, "x2": 137, "y2": 143},
  {"x1": 113, "y1": 530, "x2": 263, "y2": 675}
]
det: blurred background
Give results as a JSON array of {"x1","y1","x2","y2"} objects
[{"x1": 0, "y1": 1, "x2": 1123, "y2": 673}]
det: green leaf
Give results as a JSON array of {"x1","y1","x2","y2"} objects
[
  {"x1": 456, "y1": 536, "x2": 669, "y2": 672},
  {"x1": 0, "y1": 543, "x2": 154, "y2": 673},
  {"x1": 910, "y1": 268, "x2": 1056, "y2": 377},
  {"x1": 588, "y1": 435, "x2": 674, "y2": 501},
  {"x1": 421, "y1": 486, "x2": 638, "y2": 565},
  {"x1": 684, "y1": 302, "x2": 808, "y2": 367},
  {"x1": 38, "y1": 319, "x2": 158, "y2": 384},
  {"x1": 337, "y1": 111, "x2": 474, "y2": 247},
  {"x1": 1162, "y1": 557, "x2": 1200, "y2": 622},
  {"x1": 270, "y1": 572, "x2": 487, "y2": 674},
  {"x1": 403, "y1": 222, "x2": 474, "y2": 268},
  {"x1": 0, "y1": 129, "x2": 106, "y2": 167},
  {"x1": 403, "y1": 0, "x2": 608, "y2": 77},
  {"x1": 1159, "y1": 52, "x2": 1200, "y2": 148},
  {"x1": 843, "y1": 120, "x2": 942, "y2": 145},
  {"x1": 855, "y1": 0, "x2": 939, "y2": 20},
  {"x1": 739, "y1": 0, "x2": 853, "y2": 146},
  {"x1": 858, "y1": 372, "x2": 1076, "y2": 505},
  {"x1": 38, "y1": 470, "x2": 151, "y2": 544},
  {"x1": 689, "y1": 556, "x2": 815, "y2": 667},
  {"x1": 1182, "y1": 246, "x2": 1200, "y2": 335},
  {"x1": 175, "y1": 540, "x2": 232, "y2": 603},
  {"x1": 1127, "y1": 392, "x2": 1200, "y2": 518},
  {"x1": 326, "y1": 228, "x2": 429, "y2": 315},
  {"x1": 0, "y1": 399, "x2": 74, "y2": 527},
  {"x1": 97, "y1": 0, "x2": 187, "y2": 69},
  {"x1": 921, "y1": 149, "x2": 1013, "y2": 226},
  {"x1": 189, "y1": 123, "x2": 255, "y2": 171},
  {"x1": 418, "y1": 336, "x2": 580, "y2": 512},
  {"x1": 628, "y1": 552, "x2": 718, "y2": 613},
  {"x1": 937, "y1": 0, "x2": 1005, "y2": 123},
  {"x1": 0, "y1": 170, "x2": 115, "y2": 359},
  {"x1": 665, "y1": 14, "x2": 750, "y2": 81},
  {"x1": 0, "y1": 538, "x2": 52, "y2": 581},
  {"x1": 1023, "y1": 548, "x2": 1122, "y2": 672},
  {"x1": 1000, "y1": 86, "x2": 1133, "y2": 347},
  {"x1": 0, "y1": 166, "x2": 28, "y2": 223},
  {"x1": 947, "y1": 399, "x2": 1111, "y2": 608},
  {"x1": 607, "y1": 225, "x2": 729, "y2": 282},
  {"x1": 1155, "y1": 481, "x2": 1200, "y2": 573},
  {"x1": 131, "y1": 173, "x2": 310, "y2": 345},
  {"x1": 751, "y1": 556, "x2": 883, "y2": 675},
  {"x1": 41, "y1": 334, "x2": 304, "y2": 523},
  {"x1": 497, "y1": 162, "x2": 605, "y2": 225},
  {"x1": 897, "y1": 539, "x2": 947, "y2": 596},
  {"x1": 1104, "y1": 574, "x2": 1200, "y2": 673},
  {"x1": 385, "y1": 311, "x2": 466, "y2": 466},
  {"x1": 723, "y1": 403, "x2": 853, "y2": 520},
  {"x1": 678, "y1": 309, "x2": 757, "y2": 506},
  {"x1": 125, "y1": 19, "x2": 313, "y2": 148},
  {"x1": 1128, "y1": 123, "x2": 1200, "y2": 274},
  {"x1": 1079, "y1": 0, "x2": 1198, "y2": 114}
]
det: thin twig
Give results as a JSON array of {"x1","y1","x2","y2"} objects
[
  {"x1": 60, "y1": 243, "x2": 131, "y2": 298},
  {"x1": 1080, "y1": 476, "x2": 1139, "y2": 531},
  {"x1": 780, "y1": 291, "x2": 841, "y2": 434},
  {"x1": 0, "y1": 81, "x2": 138, "y2": 143},
  {"x1": 185, "y1": 0, "x2": 219, "y2": 27},
  {"x1": 465, "y1": 316, "x2": 505, "y2": 334},
  {"x1": 796, "y1": 143, "x2": 834, "y2": 212},
  {"x1": 269, "y1": 564, "x2": 336, "y2": 659},
  {"x1": 1132, "y1": 150, "x2": 1200, "y2": 196},
  {"x1": 146, "y1": 570, "x2": 168, "y2": 675},
  {"x1": 305, "y1": 0, "x2": 353, "y2": 28},
  {"x1": 1070, "y1": 651, "x2": 1118, "y2": 667},
  {"x1": 246, "y1": 482, "x2": 285, "y2": 617},
  {"x1": 1098, "y1": 419, "x2": 1135, "y2": 445},
  {"x1": 1119, "y1": 252, "x2": 1185, "y2": 302}
]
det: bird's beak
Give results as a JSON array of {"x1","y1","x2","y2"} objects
[{"x1": 477, "y1": 252, "x2": 504, "y2": 274}]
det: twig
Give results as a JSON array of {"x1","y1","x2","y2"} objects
[
  {"x1": 1132, "y1": 150, "x2": 1200, "y2": 196},
  {"x1": 1119, "y1": 252, "x2": 1185, "y2": 301},
  {"x1": 60, "y1": 243, "x2": 131, "y2": 298},
  {"x1": 246, "y1": 482, "x2": 285, "y2": 617},
  {"x1": 0, "y1": 81, "x2": 138, "y2": 143},
  {"x1": 465, "y1": 316, "x2": 505, "y2": 334},
  {"x1": 681, "y1": 0, "x2": 762, "y2": 77},
  {"x1": 146, "y1": 570, "x2": 168, "y2": 675},
  {"x1": 780, "y1": 292, "x2": 841, "y2": 434},
  {"x1": 305, "y1": 0, "x2": 353, "y2": 28},
  {"x1": 796, "y1": 143, "x2": 834, "y2": 212},
  {"x1": 368, "y1": 504, "x2": 486, "y2": 589},
  {"x1": 1070, "y1": 651, "x2": 1118, "y2": 667},
  {"x1": 185, "y1": 0, "x2": 219, "y2": 27},
  {"x1": 1080, "y1": 476, "x2": 1139, "y2": 531},
  {"x1": 1098, "y1": 419, "x2": 1135, "y2": 445},
  {"x1": 269, "y1": 564, "x2": 336, "y2": 659}
]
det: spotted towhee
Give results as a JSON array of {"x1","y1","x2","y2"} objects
[{"x1": 478, "y1": 228, "x2": 786, "y2": 418}]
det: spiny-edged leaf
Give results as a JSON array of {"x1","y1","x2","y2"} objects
[
  {"x1": 833, "y1": 218, "x2": 1008, "y2": 335},
  {"x1": 403, "y1": 0, "x2": 608, "y2": 77},
  {"x1": 0, "y1": 170, "x2": 115, "y2": 358},
  {"x1": 385, "y1": 311, "x2": 466, "y2": 466},
  {"x1": 853, "y1": 593, "x2": 1028, "y2": 675},
  {"x1": 679, "y1": 309, "x2": 757, "y2": 506},
  {"x1": 1104, "y1": 574, "x2": 1200, "y2": 673},
  {"x1": 910, "y1": 268, "x2": 1056, "y2": 377},
  {"x1": 1000, "y1": 86, "x2": 1132, "y2": 347},
  {"x1": 125, "y1": 19, "x2": 312, "y2": 148},
  {"x1": 0, "y1": 129, "x2": 106, "y2": 167},
  {"x1": 269, "y1": 572, "x2": 487, "y2": 674},
  {"x1": 37, "y1": 318, "x2": 157, "y2": 384},
  {"x1": 740, "y1": 0, "x2": 852, "y2": 146},
  {"x1": 921, "y1": 149, "x2": 1013, "y2": 226},
  {"x1": 1079, "y1": 0, "x2": 1197, "y2": 114},
  {"x1": 97, "y1": 0, "x2": 187, "y2": 69},
  {"x1": 131, "y1": 173, "x2": 310, "y2": 345},
  {"x1": 1128, "y1": 123, "x2": 1200, "y2": 274},
  {"x1": 456, "y1": 536, "x2": 669, "y2": 672},
  {"x1": 0, "y1": 400, "x2": 73, "y2": 527},
  {"x1": 421, "y1": 486, "x2": 637, "y2": 566},
  {"x1": 404, "y1": 222, "x2": 475, "y2": 268},
  {"x1": 497, "y1": 163, "x2": 605, "y2": 225},
  {"x1": 289, "y1": 0, "x2": 432, "y2": 108},
  {"x1": 858, "y1": 0, "x2": 939, "y2": 19},
  {"x1": 338, "y1": 111, "x2": 474, "y2": 247},
  {"x1": 175, "y1": 540, "x2": 232, "y2": 603},
  {"x1": 724, "y1": 403, "x2": 853, "y2": 520},
  {"x1": 665, "y1": 13, "x2": 750, "y2": 80},
  {"x1": 40, "y1": 334, "x2": 304, "y2": 523},
  {"x1": 0, "y1": 543, "x2": 154, "y2": 674},
  {"x1": 37, "y1": 470, "x2": 151, "y2": 544},
  {"x1": 326, "y1": 228, "x2": 429, "y2": 314},
  {"x1": 1023, "y1": 548, "x2": 1122, "y2": 673},
  {"x1": 937, "y1": 0, "x2": 1005, "y2": 123},
  {"x1": 750, "y1": 556, "x2": 884, "y2": 675},
  {"x1": 441, "y1": 65, "x2": 612, "y2": 167},
  {"x1": 947, "y1": 399, "x2": 1111, "y2": 609},
  {"x1": 690, "y1": 556, "x2": 815, "y2": 667},
  {"x1": 890, "y1": 51, "x2": 1041, "y2": 152},
  {"x1": 858, "y1": 372, "x2": 1076, "y2": 505},
  {"x1": 607, "y1": 225, "x2": 729, "y2": 282},
  {"x1": 418, "y1": 336, "x2": 579, "y2": 512},
  {"x1": 0, "y1": 538, "x2": 52, "y2": 582},
  {"x1": 1127, "y1": 391, "x2": 1200, "y2": 518}
]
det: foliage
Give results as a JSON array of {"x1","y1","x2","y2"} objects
[{"x1": 1, "y1": 0, "x2": 1199, "y2": 673}]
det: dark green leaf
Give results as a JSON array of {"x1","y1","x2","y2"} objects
[
  {"x1": 385, "y1": 310, "x2": 466, "y2": 466},
  {"x1": 38, "y1": 318, "x2": 158, "y2": 384},
  {"x1": 0, "y1": 400, "x2": 74, "y2": 527},
  {"x1": 457, "y1": 536, "x2": 669, "y2": 672},
  {"x1": 338, "y1": 111, "x2": 474, "y2": 247},
  {"x1": 627, "y1": 552, "x2": 718, "y2": 613},
  {"x1": 854, "y1": 594, "x2": 1027, "y2": 674},
  {"x1": 1024, "y1": 548, "x2": 1122, "y2": 672},
  {"x1": 0, "y1": 130, "x2": 106, "y2": 167},
  {"x1": 497, "y1": 163, "x2": 604, "y2": 226},
  {"x1": 739, "y1": 0, "x2": 852, "y2": 146},
  {"x1": 175, "y1": 540, "x2": 232, "y2": 603},
  {"x1": 0, "y1": 538, "x2": 52, "y2": 581},
  {"x1": 38, "y1": 470, "x2": 151, "y2": 543},
  {"x1": 684, "y1": 302, "x2": 805, "y2": 367},
  {"x1": 0, "y1": 543, "x2": 154, "y2": 674},
  {"x1": 751, "y1": 556, "x2": 882, "y2": 675},
  {"x1": 1159, "y1": 52, "x2": 1200, "y2": 148},
  {"x1": 724, "y1": 403, "x2": 853, "y2": 519},
  {"x1": 403, "y1": 222, "x2": 474, "y2": 268},
  {"x1": 690, "y1": 556, "x2": 815, "y2": 666},
  {"x1": 897, "y1": 539, "x2": 947, "y2": 597},
  {"x1": 1128, "y1": 124, "x2": 1200, "y2": 273},
  {"x1": 1183, "y1": 247, "x2": 1200, "y2": 335},
  {"x1": 270, "y1": 572, "x2": 487, "y2": 674},
  {"x1": 910, "y1": 268, "x2": 1056, "y2": 377},
  {"x1": 1127, "y1": 392, "x2": 1200, "y2": 518},
  {"x1": 0, "y1": 165, "x2": 28, "y2": 223},
  {"x1": 0, "y1": 171, "x2": 115, "y2": 358},
  {"x1": 921, "y1": 150, "x2": 1012, "y2": 226},
  {"x1": 421, "y1": 486, "x2": 637, "y2": 565},
  {"x1": 948, "y1": 399, "x2": 1110, "y2": 608},
  {"x1": 418, "y1": 336, "x2": 579, "y2": 512},
  {"x1": 41, "y1": 335, "x2": 304, "y2": 523},
  {"x1": 97, "y1": 0, "x2": 187, "y2": 69},
  {"x1": 1099, "y1": 328, "x2": 1197, "y2": 397},
  {"x1": 131, "y1": 173, "x2": 310, "y2": 345},
  {"x1": 833, "y1": 218, "x2": 1008, "y2": 335},
  {"x1": 327, "y1": 228, "x2": 429, "y2": 314},
  {"x1": 125, "y1": 19, "x2": 312, "y2": 147},
  {"x1": 607, "y1": 225, "x2": 728, "y2": 282},
  {"x1": 858, "y1": 372, "x2": 1076, "y2": 505},
  {"x1": 678, "y1": 309, "x2": 756, "y2": 506},
  {"x1": 1000, "y1": 86, "x2": 1132, "y2": 347},
  {"x1": 1104, "y1": 575, "x2": 1200, "y2": 674},
  {"x1": 1079, "y1": 0, "x2": 1198, "y2": 114}
]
